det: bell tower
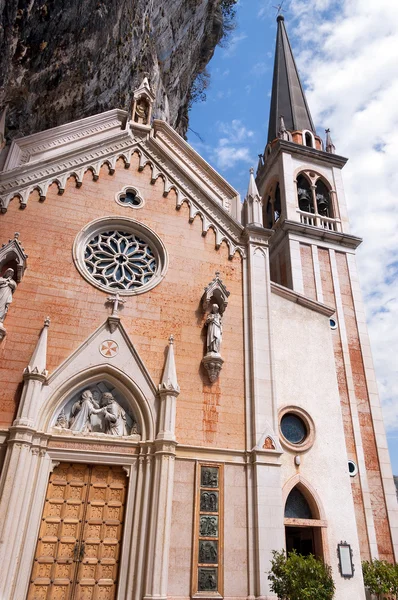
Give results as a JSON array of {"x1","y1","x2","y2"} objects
[{"x1": 257, "y1": 15, "x2": 398, "y2": 562}]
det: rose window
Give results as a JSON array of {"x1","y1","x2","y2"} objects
[
  {"x1": 84, "y1": 231, "x2": 157, "y2": 290},
  {"x1": 74, "y1": 217, "x2": 168, "y2": 295}
]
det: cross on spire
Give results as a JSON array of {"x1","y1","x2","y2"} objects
[{"x1": 273, "y1": 1, "x2": 286, "y2": 16}]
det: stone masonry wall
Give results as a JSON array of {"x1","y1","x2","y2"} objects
[{"x1": 0, "y1": 152, "x2": 245, "y2": 450}]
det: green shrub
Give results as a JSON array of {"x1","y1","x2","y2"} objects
[
  {"x1": 268, "y1": 550, "x2": 335, "y2": 600},
  {"x1": 362, "y1": 559, "x2": 398, "y2": 599}
]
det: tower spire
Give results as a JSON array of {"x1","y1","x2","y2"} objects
[{"x1": 268, "y1": 15, "x2": 316, "y2": 143}]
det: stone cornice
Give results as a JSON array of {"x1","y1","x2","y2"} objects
[
  {"x1": 152, "y1": 120, "x2": 240, "y2": 212},
  {"x1": 0, "y1": 112, "x2": 247, "y2": 258},
  {"x1": 257, "y1": 139, "x2": 348, "y2": 190},
  {"x1": 271, "y1": 281, "x2": 335, "y2": 317},
  {"x1": 4, "y1": 109, "x2": 128, "y2": 171},
  {"x1": 242, "y1": 224, "x2": 274, "y2": 247},
  {"x1": 271, "y1": 219, "x2": 362, "y2": 251}
]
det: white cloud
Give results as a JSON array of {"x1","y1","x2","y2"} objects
[
  {"x1": 212, "y1": 120, "x2": 255, "y2": 170},
  {"x1": 289, "y1": 0, "x2": 398, "y2": 431},
  {"x1": 222, "y1": 32, "x2": 247, "y2": 58}
]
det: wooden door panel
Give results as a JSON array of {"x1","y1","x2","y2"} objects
[
  {"x1": 27, "y1": 463, "x2": 90, "y2": 600},
  {"x1": 27, "y1": 464, "x2": 127, "y2": 600}
]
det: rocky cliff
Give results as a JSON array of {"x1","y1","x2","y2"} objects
[{"x1": 0, "y1": 0, "x2": 232, "y2": 141}]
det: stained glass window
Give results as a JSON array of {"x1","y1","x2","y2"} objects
[
  {"x1": 119, "y1": 191, "x2": 142, "y2": 207},
  {"x1": 285, "y1": 488, "x2": 313, "y2": 519},
  {"x1": 281, "y1": 413, "x2": 307, "y2": 444},
  {"x1": 84, "y1": 230, "x2": 157, "y2": 291}
]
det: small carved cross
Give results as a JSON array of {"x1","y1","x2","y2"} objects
[{"x1": 106, "y1": 293, "x2": 126, "y2": 315}]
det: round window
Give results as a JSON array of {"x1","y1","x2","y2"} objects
[
  {"x1": 280, "y1": 413, "x2": 307, "y2": 444},
  {"x1": 73, "y1": 217, "x2": 168, "y2": 295},
  {"x1": 278, "y1": 406, "x2": 315, "y2": 453},
  {"x1": 348, "y1": 460, "x2": 358, "y2": 477},
  {"x1": 330, "y1": 318, "x2": 337, "y2": 330}
]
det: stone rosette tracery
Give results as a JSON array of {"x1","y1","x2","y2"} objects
[{"x1": 73, "y1": 216, "x2": 168, "y2": 295}]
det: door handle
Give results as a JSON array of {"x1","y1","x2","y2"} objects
[
  {"x1": 79, "y1": 542, "x2": 85, "y2": 561},
  {"x1": 73, "y1": 541, "x2": 79, "y2": 561}
]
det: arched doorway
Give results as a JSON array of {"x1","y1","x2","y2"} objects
[{"x1": 284, "y1": 485, "x2": 327, "y2": 559}]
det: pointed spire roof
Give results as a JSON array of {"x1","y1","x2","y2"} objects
[
  {"x1": 325, "y1": 128, "x2": 336, "y2": 154},
  {"x1": 159, "y1": 335, "x2": 180, "y2": 394},
  {"x1": 247, "y1": 167, "x2": 260, "y2": 200},
  {"x1": 268, "y1": 15, "x2": 316, "y2": 143},
  {"x1": 24, "y1": 317, "x2": 50, "y2": 378}
]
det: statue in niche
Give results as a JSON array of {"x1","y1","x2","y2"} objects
[
  {"x1": 205, "y1": 304, "x2": 222, "y2": 354},
  {"x1": 134, "y1": 97, "x2": 149, "y2": 124},
  {"x1": 69, "y1": 390, "x2": 106, "y2": 433},
  {"x1": 0, "y1": 268, "x2": 17, "y2": 324},
  {"x1": 101, "y1": 392, "x2": 129, "y2": 436}
]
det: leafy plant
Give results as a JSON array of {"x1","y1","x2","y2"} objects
[
  {"x1": 362, "y1": 560, "x2": 398, "y2": 599},
  {"x1": 268, "y1": 550, "x2": 335, "y2": 600}
]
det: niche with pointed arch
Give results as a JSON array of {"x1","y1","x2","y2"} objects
[{"x1": 52, "y1": 381, "x2": 140, "y2": 438}]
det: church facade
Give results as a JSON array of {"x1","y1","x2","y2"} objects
[{"x1": 0, "y1": 15, "x2": 396, "y2": 600}]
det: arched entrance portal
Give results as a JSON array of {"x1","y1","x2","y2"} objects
[{"x1": 284, "y1": 484, "x2": 327, "y2": 559}]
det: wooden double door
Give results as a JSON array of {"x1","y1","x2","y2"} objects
[{"x1": 27, "y1": 463, "x2": 128, "y2": 600}]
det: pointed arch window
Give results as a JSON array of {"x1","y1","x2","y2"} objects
[
  {"x1": 303, "y1": 130, "x2": 316, "y2": 148},
  {"x1": 284, "y1": 484, "x2": 326, "y2": 559},
  {"x1": 285, "y1": 488, "x2": 313, "y2": 519},
  {"x1": 296, "y1": 172, "x2": 339, "y2": 231},
  {"x1": 315, "y1": 179, "x2": 332, "y2": 218},
  {"x1": 297, "y1": 175, "x2": 314, "y2": 214},
  {"x1": 264, "y1": 182, "x2": 282, "y2": 229}
]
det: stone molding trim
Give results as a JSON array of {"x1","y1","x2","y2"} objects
[
  {"x1": 0, "y1": 114, "x2": 246, "y2": 259},
  {"x1": 271, "y1": 281, "x2": 335, "y2": 317},
  {"x1": 272, "y1": 219, "x2": 362, "y2": 250},
  {"x1": 3, "y1": 109, "x2": 128, "y2": 171},
  {"x1": 152, "y1": 120, "x2": 238, "y2": 214},
  {"x1": 73, "y1": 216, "x2": 168, "y2": 295}
]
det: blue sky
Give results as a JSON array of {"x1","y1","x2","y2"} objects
[{"x1": 188, "y1": 0, "x2": 398, "y2": 473}]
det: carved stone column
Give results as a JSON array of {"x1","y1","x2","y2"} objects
[
  {"x1": 144, "y1": 337, "x2": 179, "y2": 600},
  {"x1": 0, "y1": 429, "x2": 50, "y2": 599},
  {"x1": 243, "y1": 226, "x2": 284, "y2": 600}
]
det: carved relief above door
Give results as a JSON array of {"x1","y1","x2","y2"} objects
[{"x1": 27, "y1": 463, "x2": 127, "y2": 600}]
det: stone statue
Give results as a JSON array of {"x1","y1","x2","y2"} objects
[
  {"x1": 69, "y1": 389, "x2": 105, "y2": 433},
  {"x1": 0, "y1": 268, "x2": 17, "y2": 323},
  {"x1": 101, "y1": 392, "x2": 129, "y2": 436},
  {"x1": 205, "y1": 304, "x2": 222, "y2": 354},
  {"x1": 135, "y1": 98, "x2": 149, "y2": 124}
]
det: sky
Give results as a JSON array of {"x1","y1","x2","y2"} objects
[{"x1": 188, "y1": 0, "x2": 398, "y2": 473}]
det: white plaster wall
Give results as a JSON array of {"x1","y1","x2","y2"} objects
[
  {"x1": 168, "y1": 459, "x2": 195, "y2": 598},
  {"x1": 224, "y1": 464, "x2": 248, "y2": 598},
  {"x1": 270, "y1": 292, "x2": 366, "y2": 600}
]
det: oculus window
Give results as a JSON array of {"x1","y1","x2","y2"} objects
[
  {"x1": 73, "y1": 216, "x2": 168, "y2": 295},
  {"x1": 281, "y1": 413, "x2": 307, "y2": 444}
]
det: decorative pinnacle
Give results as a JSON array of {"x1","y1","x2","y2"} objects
[
  {"x1": 169, "y1": 334, "x2": 174, "y2": 345},
  {"x1": 44, "y1": 316, "x2": 50, "y2": 327},
  {"x1": 250, "y1": 167, "x2": 254, "y2": 174},
  {"x1": 215, "y1": 271, "x2": 220, "y2": 278},
  {"x1": 14, "y1": 232, "x2": 20, "y2": 240}
]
